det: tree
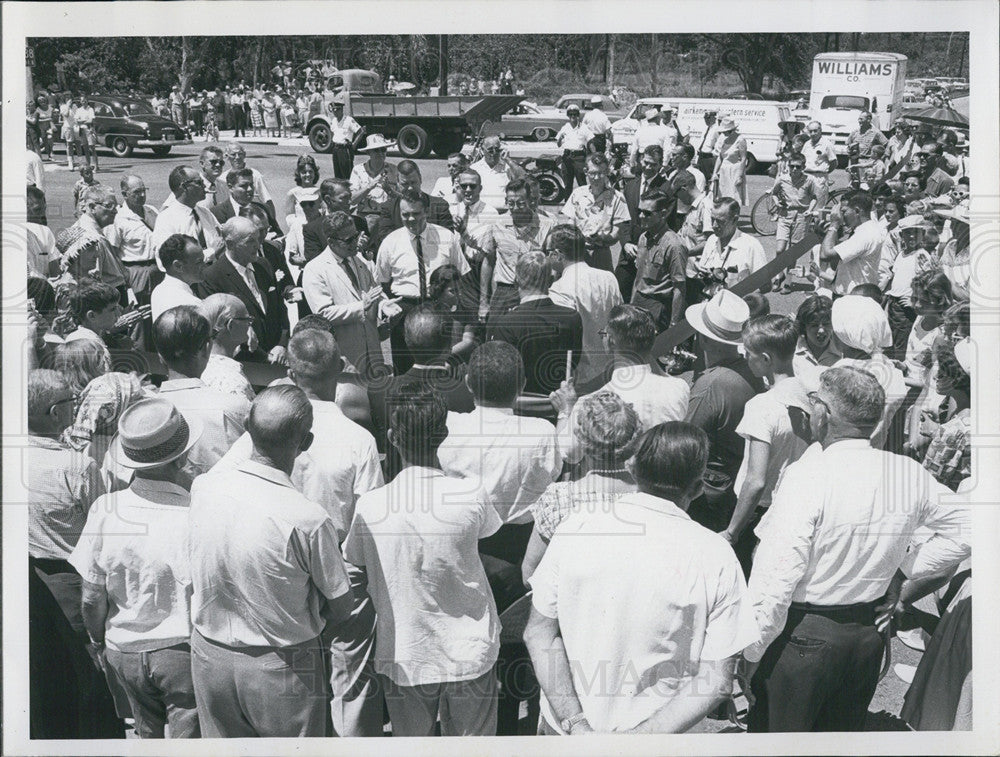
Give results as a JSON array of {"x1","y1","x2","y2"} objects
[{"x1": 700, "y1": 33, "x2": 816, "y2": 93}]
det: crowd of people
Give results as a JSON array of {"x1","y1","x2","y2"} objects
[{"x1": 22, "y1": 83, "x2": 975, "y2": 740}]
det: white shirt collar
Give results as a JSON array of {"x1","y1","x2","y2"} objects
[
  {"x1": 226, "y1": 251, "x2": 251, "y2": 276},
  {"x1": 475, "y1": 405, "x2": 515, "y2": 417},
  {"x1": 236, "y1": 459, "x2": 295, "y2": 489},
  {"x1": 163, "y1": 274, "x2": 194, "y2": 294}
]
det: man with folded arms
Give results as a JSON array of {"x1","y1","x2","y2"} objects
[{"x1": 189, "y1": 385, "x2": 355, "y2": 737}]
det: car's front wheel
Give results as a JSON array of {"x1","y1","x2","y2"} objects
[
  {"x1": 531, "y1": 127, "x2": 552, "y2": 142},
  {"x1": 110, "y1": 136, "x2": 134, "y2": 158}
]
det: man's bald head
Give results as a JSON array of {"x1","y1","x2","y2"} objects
[
  {"x1": 404, "y1": 304, "x2": 451, "y2": 364},
  {"x1": 248, "y1": 385, "x2": 314, "y2": 463},
  {"x1": 198, "y1": 293, "x2": 247, "y2": 331},
  {"x1": 221, "y1": 216, "x2": 259, "y2": 262}
]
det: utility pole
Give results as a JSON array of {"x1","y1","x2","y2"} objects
[
  {"x1": 956, "y1": 34, "x2": 967, "y2": 78},
  {"x1": 26, "y1": 44, "x2": 35, "y2": 101},
  {"x1": 439, "y1": 34, "x2": 448, "y2": 95}
]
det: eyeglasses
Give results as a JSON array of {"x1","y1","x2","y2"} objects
[
  {"x1": 207, "y1": 159, "x2": 225, "y2": 166},
  {"x1": 95, "y1": 201, "x2": 118, "y2": 210},
  {"x1": 806, "y1": 391, "x2": 830, "y2": 413}
]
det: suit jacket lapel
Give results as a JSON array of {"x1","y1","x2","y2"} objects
[
  {"x1": 221, "y1": 256, "x2": 265, "y2": 317},
  {"x1": 334, "y1": 254, "x2": 362, "y2": 300}
]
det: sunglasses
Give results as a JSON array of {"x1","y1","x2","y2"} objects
[{"x1": 207, "y1": 158, "x2": 226, "y2": 166}]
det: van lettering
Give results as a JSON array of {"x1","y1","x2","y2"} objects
[{"x1": 817, "y1": 60, "x2": 892, "y2": 77}]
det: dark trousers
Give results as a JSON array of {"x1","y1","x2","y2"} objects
[
  {"x1": 588, "y1": 134, "x2": 607, "y2": 154},
  {"x1": 748, "y1": 603, "x2": 885, "y2": 732},
  {"x1": 232, "y1": 106, "x2": 246, "y2": 137},
  {"x1": 615, "y1": 256, "x2": 637, "y2": 302},
  {"x1": 487, "y1": 282, "x2": 520, "y2": 322},
  {"x1": 697, "y1": 153, "x2": 716, "y2": 182},
  {"x1": 332, "y1": 143, "x2": 354, "y2": 180},
  {"x1": 884, "y1": 295, "x2": 917, "y2": 362},
  {"x1": 560, "y1": 150, "x2": 587, "y2": 192}
]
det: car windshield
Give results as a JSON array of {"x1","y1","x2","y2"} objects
[
  {"x1": 124, "y1": 101, "x2": 156, "y2": 116},
  {"x1": 821, "y1": 95, "x2": 870, "y2": 110}
]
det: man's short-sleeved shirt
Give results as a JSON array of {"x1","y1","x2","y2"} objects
[
  {"x1": 343, "y1": 466, "x2": 502, "y2": 686},
  {"x1": 633, "y1": 228, "x2": 689, "y2": 302},
  {"x1": 581, "y1": 109, "x2": 613, "y2": 136},
  {"x1": 700, "y1": 229, "x2": 769, "y2": 288},
  {"x1": 847, "y1": 127, "x2": 888, "y2": 160},
  {"x1": 27, "y1": 437, "x2": 106, "y2": 560},
  {"x1": 469, "y1": 158, "x2": 516, "y2": 211},
  {"x1": 832, "y1": 219, "x2": 886, "y2": 295},
  {"x1": 481, "y1": 214, "x2": 554, "y2": 286},
  {"x1": 375, "y1": 223, "x2": 469, "y2": 299},
  {"x1": 69, "y1": 479, "x2": 193, "y2": 652},
  {"x1": 803, "y1": 136, "x2": 838, "y2": 174},
  {"x1": 530, "y1": 492, "x2": 759, "y2": 732},
  {"x1": 771, "y1": 174, "x2": 819, "y2": 210},
  {"x1": 555, "y1": 122, "x2": 594, "y2": 152},
  {"x1": 190, "y1": 460, "x2": 351, "y2": 648},
  {"x1": 437, "y1": 406, "x2": 561, "y2": 524}
]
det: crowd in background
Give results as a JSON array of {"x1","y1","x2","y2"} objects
[{"x1": 22, "y1": 75, "x2": 975, "y2": 742}]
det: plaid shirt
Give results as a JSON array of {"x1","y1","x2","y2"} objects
[
  {"x1": 922, "y1": 409, "x2": 971, "y2": 492},
  {"x1": 531, "y1": 475, "x2": 636, "y2": 540}
]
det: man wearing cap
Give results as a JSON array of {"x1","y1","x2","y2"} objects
[
  {"x1": 696, "y1": 197, "x2": 769, "y2": 294},
  {"x1": 189, "y1": 385, "x2": 355, "y2": 737},
  {"x1": 581, "y1": 96, "x2": 613, "y2": 155},
  {"x1": 629, "y1": 108, "x2": 673, "y2": 171},
  {"x1": 303, "y1": 212, "x2": 391, "y2": 381},
  {"x1": 327, "y1": 96, "x2": 364, "y2": 180},
  {"x1": 683, "y1": 289, "x2": 762, "y2": 531},
  {"x1": 72, "y1": 397, "x2": 203, "y2": 739},
  {"x1": 696, "y1": 110, "x2": 721, "y2": 179},
  {"x1": 744, "y1": 366, "x2": 969, "y2": 732},
  {"x1": 818, "y1": 190, "x2": 886, "y2": 296},
  {"x1": 555, "y1": 105, "x2": 594, "y2": 193},
  {"x1": 803, "y1": 121, "x2": 838, "y2": 206}
]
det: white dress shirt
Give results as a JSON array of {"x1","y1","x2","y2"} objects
[
  {"x1": 216, "y1": 398, "x2": 383, "y2": 541},
  {"x1": 548, "y1": 260, "x2": 623, "y2": 384},
  {"x1": 190, "y1": 460, "x2": 351, "y2": 648},
  {"x1": 151, "y1": 200, "x2": 223, "y2": 268},
  {"x1": 69, "y1": 479, "x2": 193, "y2": 652},
  {"x1": 629, "y1": 121, "x2": 673, "y2": 160},
  {"x1": 106, "y1": 203, "x2": 158, "y2": 263},
  {"x1": 431, "y1": 175, "x2": 458, "y2": 205},
  {"x1": 226, "y1": 252, "x2": 265, "y2": 311},
  {"x1": 343, "y1": 466, "x2": 502, "y2": 686},
  {"x1": 437, "y1": 406, "x2": 562, "y2": 524},
  {"x1": 150, "y1": 275, "x2": 201, "y2": 322},
  {"x1": 745, "y1": 439, "x2": 970, "y2": 662},
  {"x1": 832, "y1": 220, "x2": 887, "y2": 295},
  {"x1": 700, "y1": 229, "x2": 769, "y2": 288},
  {"x1": 469, "y1": 158, "x2": 514, "y2": 211},
  {"x1": 375, "y1": 223, "x2": 469, "y2": 299},
  {"x1": 27, "y1": 150, "x2": 44, "y2": 191},
  {"x1": 555, "y1": 122, "x2": 594, "y2": 152},
  {"x1": 531, "y1": 492, "x2": 760, "y2": 732},
  {"x1": 449, "y1": 199, "x2": 501, "y2": 237}
]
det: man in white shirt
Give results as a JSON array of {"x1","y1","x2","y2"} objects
[
  {"x1": 63, "y1": 185, "x2": 129, "y2": 292},
  {"x1": 560, "y1": 152, "x2": 631, "y2": 272},
  {"x1": 106, "y1": 175, "x2": 160, "y2": 343},
  {"x1": 431, "y1": 152, "x2": 469, "y2": 205},
  {"x1": 152, "y1": 305, "x2": 250, "y2": 479},
  {"x1": 344, "y1": 386, "x2": 502, "y2": 736},
  {"x1": 26, "y1": 185, "x2": 57, "y2": 278},
  {"x1": 375, "y1": 190, "x2": 469, "y2": 373},
  {"x1": 327, "y1": 99, "x2": 363, "y2": 179},
  {"x1": 27, "y1": 143, "x2": 45, "y2": 191},
  {"x1": 744, "y1": 366, "x2": 970, "y2": 732},
  {"x1": 555, "y1": 104, "x2": 594, "y2": 192},
  {"x1": 818, "y1": 190, "x2": 886, "y2": 295},
  {"x1": 223, "y1": 142, "x2": 274, "y2": 218},
  {"x1": 469, "y1": 135, "x2": 523, "y2": 211},
  {"x1": 214, "y1": 330, "x2": 385, "y2": 737},
  {"x1": 189, "y1": 385, "x2": 354, "y2": 737},
  {"x1": 629, "y1": 108, "x2": 674, "y2": 169},
  {"x1": 73, "y1": 397, "x2": 202, "y2": 739},
  {"x1": 697, "y1": 197, "x2": 769, "y2": 292},
  {"x1": 802, "y1": 121, "x2": 838, "y2": 206},
  {"x1": 581, "y1": 96, "x2": 613, "y2": 154},
  {"x1": 150, "y1": 234, "x2": 206, "y2": 322},
  {"x1": 546, "y1": 224, "x2": 623, "y2": 388},
  {"x1": 552, "y1": 304, "x2": 689, "y2": 464},
  {"x1": 450, "y1": 169, "x2": 501, "y2": 237},
  {"x1": 695, "y1": 110, "x2": 720, "y2": 179},
  {"x1": 152, "y1": 165, "x2": 224, "y2": 268},
  {"x1": 525, "y1": 422, "x2": 759, "y2": 734}
]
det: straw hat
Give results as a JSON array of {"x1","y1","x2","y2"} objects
[
  {"x1": 685, "y1": 290, "x2": 749, "y2": 346},
  {"x1": 109, "y1": 398, "x2": 202, "y2": 470},
  {"x1": 717, "y1": 117, "x2": 738, "y2": 132},
  {"x1": 357, "y1": 133, "x2": 396, "y2": 152}
]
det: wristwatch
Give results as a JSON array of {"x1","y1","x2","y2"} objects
[{"x1": 560, "y1": 711, "x2": 588, "y2": 733}]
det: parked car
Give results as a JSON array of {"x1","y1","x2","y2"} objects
[
  {"x1": 51, "y1": 94, "x2": 191, "y2": 157},
  {"x1": 490, "y1": 101, "x2": 568, "y2": 142},
  {"x1": 554, "y1": 93, "x2": 617, "y2": 112}
]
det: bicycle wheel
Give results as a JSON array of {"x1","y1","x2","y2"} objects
[{"x1": 750, "y1": 193, "x2": 778, "y2": 236}]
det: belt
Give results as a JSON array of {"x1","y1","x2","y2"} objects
[
  {"x1": 121, "y1": 259, "x2": 157, "y2": 267},
  {"x1": 789, "y1": 598, "x2": 882, "y2": 625}
]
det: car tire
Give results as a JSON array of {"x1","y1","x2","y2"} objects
[
  {"x1": 535, "y1": 171, "x2": 566, "y2": 205},
  {"x1": 151, "y1": 146, "x2": 172, "y2": 157},
  {"x1": 308, "y1": 122, "x2": 333, "y2": 154},
  {"x1": 397, "y1": 124, "x2": 430, "y2": 158},
  {"x1": 110, "y1": 136, "x2": 134, "y2": 158},
  {"x1": 744, "y1": 152, "x2": 759, "y2": 175},
  {"x1": 531, "y1": 127, "x2": 552, "y2": 142}
]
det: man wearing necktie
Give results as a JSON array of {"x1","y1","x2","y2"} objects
[
  {"x1": 152, "y1": 165, "x2": 224, "y2": 270},
  {"x1": 199, "y1": 216, "x2": 289, "y2": 364},
  {"x1": 375, "y1": 190, "x2": 470, "y2": 374},
  {"x1": 302, "y1": 212, "x2": 392, "y2": 382},
  {"x1": 696, "y1": 110, "x2": 720, "y2": 180}
]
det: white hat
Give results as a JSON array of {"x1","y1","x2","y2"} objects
[
  {"x1": 109, "y1": 398, "x2": 202, "y2": 470},
  {"x1": 897, "y1": 215, "x2": 929, "y2": 232},
  {"x1": 685, "y1": 290, "x2": 749, "y2": 346},
  {"x1": 589, "y1": 95, "x2": 602, "y2": 105},
  {"x1": 357, "y1": 133, "x2": 396, "y2": 152},
  {"x1": 934, "y1": 203, "x2": 970, "y2": 225},
  {"x1": 717, "y1": 117, "x2": 738, "y2": 132},
  {"x1": 644, "y1": 108, "x2": 659, "y2": 121},
  {"x1": 831, "y1": 295, "x2": 892, "y2": 355}
]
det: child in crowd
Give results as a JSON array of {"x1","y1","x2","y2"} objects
[
  {"x1": 860, "y1": 143, "x2": 888, "y2": 187},
  {"x1": 72, "y1": 164, "x2": 101, "y2": 215}
]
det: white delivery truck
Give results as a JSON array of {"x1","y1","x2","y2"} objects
[
  {"x1": 809, "y1": 52, "x2": 907, "y2": 156},
  {"x1": 611, "y1": 97, "x2": 790, "y2": 172}
]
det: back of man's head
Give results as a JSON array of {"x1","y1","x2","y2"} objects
[
  {"x1": 154, "y1": 305, "x2": 212, "y2": 365},
  {"x1": 198, "y1": 293, "x2": 244, "y2": 334},
  {"x1": 515, "y1": 251, "x2": 553, "y2": 293},
  {"x1": 287, "y1": 328, "x2": 342, "y2": 386},
  {"x1": 844, "y1": 189, "x2": 874, "y2": 218},
  {"x1": 27, "y1": 369, "x2": 70, "y2": 427},
  {"x1": 819, "y1": 365, "x2": 885, "y2": 430},
  {"x1": 248, "y1": 384, "x2": 314, "y2": 459},
  {"x1": 631, "y1": 421, "x2": 709, "y2": 501},
  {"x1": 397, "y1": 159, "x2": 421, "y2": 180},
  {"x1": 292, "y1": 314, "x2": 336, "y2": 337},
  {"x1": 386, "y1": 384, "x2": 449, "y2": 461},
  {"x1": 404, "y1": 303, "x2": 451, "y2": 364},
  {"x1": 467, "y1": 341, "x2": 524, "y2": 406},
  {"x1": 607, "y1": 304, "x2": 657, "y2": 356},
  {"x1": 160, "y1": 234, "x2": 197, "y2": 274},
  {"x1": 742, "y1": 315, "x2": 798, "y2": 362},
  {"x1": 545, "y1": 224, "x2": 587, "y2": 263}
]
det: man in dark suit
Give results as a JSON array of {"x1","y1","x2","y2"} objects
[
  {"x1": 617, "y1": 144, "x2": 668, "y2": 301},
  {"x1": 373, "y1": 159, "x2": 453, "y2": 247},
  {"x1": 211, "y1": 169, "x2": 283, "y2": 237},
  {"x1": 198, "y1": 216, "x2": 290, "y2": 363},
  {"x1": 486, "y1": 251, "x2": 582, "y2": 395}
]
